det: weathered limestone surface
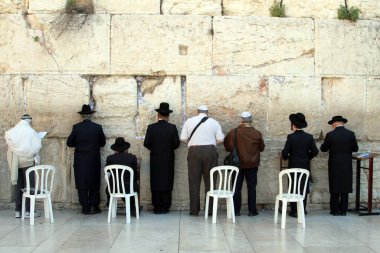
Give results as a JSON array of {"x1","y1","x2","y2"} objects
[
  {"x1": 213, "y1": 17, "x2": 315, "y2": 76},
  {"x1": 321, "y1": 78, "x2": 366, "y2": 140},
  {"x1": 111, "y1": 15, "x2": 212, "y2": 75},
  {"x1": 28, "y1": 0, "x2": 160, "y2": 14},
  {"x1": 23, "y1": 75, "x2": 90, "y2": 137},
  {"x1": 351, "y1": 0, "x2": 380, "y2": 20},
  {"x1": 92, "y1": 76, "x2": 137, "y2": 138},
  {"x1": 0, "y1": 0, "x2": 23, "y2": 13},
  {"x1": 222, "y1": 0, "x2": 269, "y2": 16},
  {"x1": 138, "y1": 76, "x2": 182, "y2": 137},
  {"x1": 365, "y1": 79, "x2": 380, "y2": 141},
  {"x1": 316, "y1": 19, "x2": 380, "y2": 76},
  {"x1": 162, "y1": 0, "x2": 221, "y2": 15},
  {"x1": 268, "y1": 76, "x2": 321, "y2": 137},
  {"x1": 0, "y1": 75, "x2": 24, "y2": 136},
  {"x1": 0, "y1": 14, "x2": 110, "y2": 74},
  {"x1": 0, "y1": 138, "x2": 12, "y2": 202},
  {"x1": 285, "y1": 0, "x2": 340, "y2": 19},
  {"x1": 186, "y1": 75, "x2": 268, "y2": 134}
]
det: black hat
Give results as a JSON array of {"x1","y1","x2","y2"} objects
[
  {"x1": 155, "y1": 102, "x2": 173, "y2": 115},
  {"x1": 110, "y1": 137, "x2": 130, "y2": 152},
  {"x1": 21, "y1": 114, "x2": 32, "y2": 120},
  {"x1": 328, "y1": 115, "x2": 347, "y2": 125},
  {"x1": 77, "y1": 104, "x2": 95, "y2": 114},
  {"x1": 289, "y1": 113, "x2": 308, "y2": 129}
]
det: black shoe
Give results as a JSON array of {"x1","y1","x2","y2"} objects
[
  {"x1": 161, "y1": 210, "x2": 169, "y2": 214},
  {"x1": 90, "y1": 208, "x2": 101, "y2": 214},
  {"x1": 154, "y1": 210, "x2": 161, "y2": 214},
  {"x1": 81, "y1": 209, "x2": 91, "y2": 215},
  {"x1": 330, "y1": 211, "x2": 340, "y2": 216},
  {"x1": 248, "y1": 211, "x2": 258, "y2": 217},
  {"x1": 235, "y1": 212, "x2": 241, "y2": 216},
  {"x1": 189, "y1": 212, "x2": 198, "y2": 216},
  {"x1": 340, "y1": 212, "x2": 347, "y2": 216},
  {"x1": 289, "y1": 212, "x2": 297, "y2": 218}
]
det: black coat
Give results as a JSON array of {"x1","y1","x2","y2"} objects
[
  {"x1": 105, "y1": 152, "x2": 138, "y2": 193},
  {"x1": 282, "y1": 130, "x2": 319, "y2": 193},
  {"x1": 144, "y1": 120, "x2": 180, "y2": 191},
  {"x1": 320, "y1": 126, "x2": 358, "y2": 193},
  {"x1": 67, "y1": 119, "x2": 106, "y2": 190}
]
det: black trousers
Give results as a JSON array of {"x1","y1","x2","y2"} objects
[
  {"x1": 152, "y1": 191, "x2": 172, "y2": 212},
  {"x1": 15, "y1": 167, "x2": 35, "y2": 212},
  {"x1": 187, "y1": 145, "x2": 218, "y2": 215},
  {"x1": 330, "y1": 193, "x2": 349, "y2": 214},
  {"x1": 290, "y1": 195, "x2": 308, "y2": 214},
  {"x1": 78, "y1": 189, "x2": 100, "y2": 212},
  {"x1": 233, "y1": 168, "x2": 258, "y2": 213}
]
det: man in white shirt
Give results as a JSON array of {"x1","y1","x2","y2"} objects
[{"x1": 180, "y1": 105, "x2": 224, "y2": 216}]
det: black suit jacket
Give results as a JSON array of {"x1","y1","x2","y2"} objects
[
  {"x1": 144, "y1": 120, "x2": 180, "y2": 191},
  {"x1": 67, "y1": 119, "x2": 106, "y2": 189},
  {"x1": 320, "y1": 126, "x2": 358, "y2": 193}
]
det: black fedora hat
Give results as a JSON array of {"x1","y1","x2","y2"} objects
[
  {"x1": 111, "y1": 137, "x2": 130, "y2": 152},
  {"x1": 289, "y1": 112, "x2": 308, "y2": 129},
  {"x1": 328, "y1": 115, "x2": 348, "y2": 125},
  {"x1": 155, "y1": 102, "x2": 173, "y2": 115},
  {"x1": 77, "y1": 104, "x2": 96, "y2": 114}
]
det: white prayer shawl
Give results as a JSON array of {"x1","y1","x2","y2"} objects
[
  {"x1": 5, "y1": 120, "x2": 41, "y2": 185},
  {"x1": 5, "y1": 120, "x2": 41, "y2": 157}
]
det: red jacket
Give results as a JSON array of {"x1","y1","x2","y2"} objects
[{"x1": 224, "y1": 123, "x2": 265, "y2": 169}]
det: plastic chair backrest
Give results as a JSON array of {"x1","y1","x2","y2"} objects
[
  {"x1": 210, "y1": 165, "x2": 239, "y2": 193},
  {"x1": 104, "y1": 165, "x2": 134, "y2": 195},
  {"x1": 279, "y1": 168, "x2": 310, "y2": 198},
  {"x1": 25, "y1": 165, "x2": 55, "y2": 196}
]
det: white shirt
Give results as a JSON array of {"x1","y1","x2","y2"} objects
[{"x1": 180, "y1": 113, "x2": 224, "y2": 147}]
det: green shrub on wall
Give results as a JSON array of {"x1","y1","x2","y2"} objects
[
  {"x1": 270, "y1": 0, "x2": 286, "y2": 18},
  {"x1": 337, "y1": 0, "x2": 360, "y2": 22}
]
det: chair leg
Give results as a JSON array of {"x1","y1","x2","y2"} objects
[
  {"x1": 212, "y1": 197, "x2": 218, "y2": 224},
  {"x1": 205, "y1": 194, "x2": 210, "y2": 219},
  {"x1": 44, "y1": 198, "x2": 49, "y2": 219},
  {"x1": 226, "y1": 197, "x2": 231, "y2": 219},
  {"x1": 108, "y1": 196, "x2": 113, "y2": 223},
  {"x1": 274, "y1": 198, "x2": 279, "y2": 224},
  {"x1": 281, "y1": 200, "x2": 287, "y2": 229},
  {"x1": 21, "y1": 195, "x2": 26, "y2": 221},
  {"x1": 297, "y1": 201, "x2": 302, "y2": 224},
  {"x1": 125, "y1": 197, "x2": 131, "y2": 224},
  {"x1": 30, "y1": 197, "x2": 35, "y2": 226},
  {"x1": 113, "y1": 199, "x2": 118, "y2": 218},
  {"x1": 300, "y1": 201, "x2": 306, "y2": 228},
  {"x1": 134, "y1": 195, "x2": 139, "y2": 220},
  {"x1": 48, "y1": 195, "x2": 54, "y2": 223},
  {"x1": 230, "y1": 197, "x2": 236, "y2": 223}
]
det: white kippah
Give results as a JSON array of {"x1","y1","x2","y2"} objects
[
  {"x1": 241, "y1": 111, "x2": 252, "y2": 118},
  {"x1": 198, "y1": 105, "x2": 208, "y2": 111}
]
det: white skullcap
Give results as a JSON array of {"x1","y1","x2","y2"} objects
[
  {"x1": 198, "y1": 105, "x2": 208, "y2": 111},
  {"x1": 241, "y1": 111, "x2": 252, "y2": 122}
]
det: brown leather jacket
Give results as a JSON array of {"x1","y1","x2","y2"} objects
[{"x1": 224, "y1": 123, "x2": 265, "y2": 169}]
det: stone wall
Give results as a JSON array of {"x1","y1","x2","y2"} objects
[{"x1": 0, "y1": 0, "x2": 379, "y2": 211}]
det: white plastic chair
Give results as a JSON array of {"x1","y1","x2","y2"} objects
[
  {"x1": 205, "y1": 165, "x2": 239, "y2": 223},
  {"x1": 274, "y1": 168, "x2": 310, "y2": 229},
  {"x1": 104, "y1": 165, "x2": 139, "y2": 224},
  {"x1": 21, "y1": 165, "x2": 55, "y2": 226}
]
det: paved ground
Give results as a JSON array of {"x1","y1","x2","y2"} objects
[{"x1": 0, "y1": 208, "x2": 379, "y2": 253}]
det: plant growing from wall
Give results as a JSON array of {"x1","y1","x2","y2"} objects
[
  {"x1": 337, "y1": 0, "x2": 360, "y2": 22},
  {"x1": 270, "y1": 0, "x2": 286, "y2": 17}
]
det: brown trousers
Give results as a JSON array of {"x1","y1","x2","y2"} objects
[{"x1": 187, "y1": 145, "x2": 218, "y2": 214}]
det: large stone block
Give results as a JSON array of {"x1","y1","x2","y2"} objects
[
  {"x1": 28, "y1": 0, "x2": 160, "y2": 14},
  {"x1": 213, "y1": 17, "x2": 315, "y2": 76},
  {"x1": 0, "y1": 75, "x2": 24, "y2": 136},
  {"x1": 138, "y1": 76, "x2": 182, "y2": 137},
  {"x1": 92, "y1": 76, "x2": 137, "y2": 138},
  {"x1": 316, "y1": 19, "x2": 380, "y2": 76},
  {"x1": 222, "y1": 0, "x2": 269, "y2": 16},
  {"x1": 161, "y1": 0, "x2": 221, "y2": 15},
  {"x1": 111, "y1": 15, "x2": 212, "y2": 75},
  {"x1": 0, "y1": 0, "x2": 23, "y2": 13},
  {"x1": 186, "y1": 75, "x2": 269, "y2": 135},
  {"x1": 365, "y1": 79, "x2": 380, "y2": 141},
  {"x1": 351, "y1": 0, "x2": 380, "y2": 20},
  {"x1": 321, "y1": 78, "x2": 366, "y2": 140},
  {"x1": 0, "y1": 14, "x2": 110, "y2": 74},
  {"x1": 285, "y1": 0, "x2": 339, "y2": 19},
  {"x1": 268, "y1": 76, "x2": 321, "y2": 137},
  {"x1": 23, "y1": 75, "x2": 90, "y2": 137}
]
